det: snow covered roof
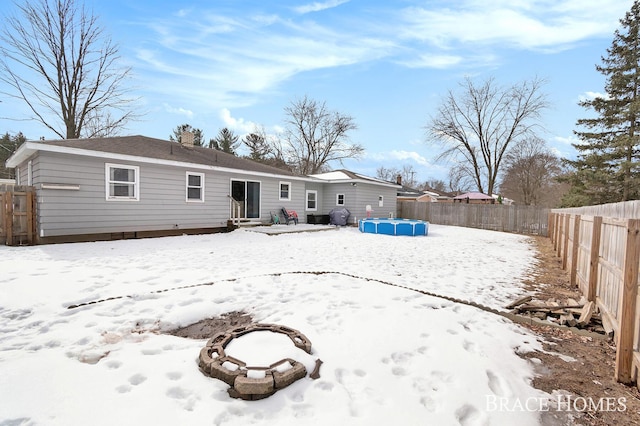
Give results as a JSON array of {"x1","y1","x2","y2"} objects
[
  {"x1": 453, "y1": 191, "x2": 494, "y2": 200},
  {"x1": 309, "y1": 169, "x2": 400, "y2": 188}
]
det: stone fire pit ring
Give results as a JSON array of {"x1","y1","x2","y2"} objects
[{"x1": 198, "y1": 323, "x2": 313, "y2": 400}]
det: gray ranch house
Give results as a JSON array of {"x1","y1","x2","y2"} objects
[{"x1": 5, "y1": 135, "x2": 398, "y2": 244}]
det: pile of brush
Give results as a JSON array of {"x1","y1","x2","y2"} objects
[{"x1": 506, "y1": 295, "x2": 610, "y2": 336}]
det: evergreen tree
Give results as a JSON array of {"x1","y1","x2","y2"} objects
[
  {"x1": 565, "y1": 1, "x2": 640, "y2": 205},
  {"x1": 242, "y1": 132, "x2": 272, "y2": 161},
  {"x1": 210, "y1": 128, "x2": 240, "y2": 155},
  {"x1": 0, "y1": 132, "x2": 26, "y2": 179}
]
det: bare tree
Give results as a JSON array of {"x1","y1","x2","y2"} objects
[
  {"x1": 283, "y1": 96, "x2": 363, "y2": 174},
  {"x1": 425, "y1": 179, "x2": 447, "y2": 192},
  {"x1": 427, "y1": 76, "x2": 547, "y2": 195},
  {"x1": 447, "y1": 167, "x2": 474, "y2": 194},
  {"x1": 500, "y1": 137, "x2": 563, "y2": 206},
  {"x1": 376, "y1": 165, "x2": 419, "y2": 187},
  {"x1": 0, "y1": 0, "x2": 138, "y2": 139}
]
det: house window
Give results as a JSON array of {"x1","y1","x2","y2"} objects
[
  {"x1": 105, "y1": 163, "x2": 139, "y2": 201},
  {"x1": 186, "y1": 172, "x2": 205, "y2": 202},
  {"x1": 27, "y1": 161, "x2": 33, "y2": 186},
  {"x1": 336, "y1": 193, "x2": 345, "y2": 206},
  {"x1": 279, "y1": 181, "x2": 291, "y2": 201},
  {"x1": 306, "y1": 190, "x2": 318, "y2": 211},
  {"x1": 15, "y1": 167, "x2": 20, "y2": 185},
  {"x1": 378, "y1": 195, "x2": 384, "y2": 207}
]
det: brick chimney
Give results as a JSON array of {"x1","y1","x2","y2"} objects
[
  {"x1": 396, "y1": 174, "x2": 402, "y2": 185},
  {"x1": 181, "y1": 130, "x2": 194, "y2": 147}
]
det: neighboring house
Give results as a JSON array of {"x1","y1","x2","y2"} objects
[
  {"x1": 308, "y1": 170, "x2": 399, "y2": 222},
  {"x1": 491, "y1": 194, "x2": 514, "y2": 205},
  {"x1": 397, "y1": 182, "x2": 455, "y2": 203},
  {"x1": 452, "y1": 192, "x2": 496, "y2": 204},
  {"x1": 416, "y1": 188, "x2": 455, "y2": 203},
  {"x1": 396, "y1": 182, "x2": 424, "y2": 202},
  {"x1": 5, "y1": 136, "x2": 398, "y2": 243}
]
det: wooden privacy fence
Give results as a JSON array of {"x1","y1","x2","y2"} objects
[
  {"x1": 399, "y1": 201, "x2": 549, "y2": 236},
  {"x1": 550, "y1": 206, "x2": 640, "y2": 385},
  {"x1": 0, "y1": 185, "x2": 37, "y2": 246}
]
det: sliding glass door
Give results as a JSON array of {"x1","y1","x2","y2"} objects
[{"x1": 231, "y1": 180, "x2": 261, "y2": 219}]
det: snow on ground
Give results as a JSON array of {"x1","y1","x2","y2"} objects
[{"x1": 0, "y1": 224, "x2": 551, "y2": 425}]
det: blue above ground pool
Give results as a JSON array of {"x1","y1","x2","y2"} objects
[{"x1": 358, "y1": 218, "x2": 429, "y2": 236}]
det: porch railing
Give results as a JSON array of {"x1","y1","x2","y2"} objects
[{"x1": 228, "y1": 196, "x2": 241, "y2": 226}]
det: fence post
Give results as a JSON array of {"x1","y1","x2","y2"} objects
[
  {"x1": 615, "y1": 219, "x2": 640, "y2": 384},
  {"x1": 27, "y1": 189, "x2": 35, "y2": 244},
  {"x1": 0, "y1": 192, "x2": 5, "y2": 244},
  {"x1": 548, "y1": 213, "x2": 554, "y2": 244},
  {"x1": 556, "y1": 213, "x2": 562, "y2": 250},
  {"x1": 570, "y1": 215, "x2": 581, "y2": 287},
  {"x1": 562, "y1": 214, "x2": 570, "y2": 269},
  {"x1": 5, "y1": 192, "x2": 13, "y2": 246},
  {"x1": 587, "y1": 216, "x2": 602, "y2": 302}
]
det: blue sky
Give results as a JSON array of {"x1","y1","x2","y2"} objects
[{"x1": 0, "y1": 0, "x2": 634, "y2": 184}]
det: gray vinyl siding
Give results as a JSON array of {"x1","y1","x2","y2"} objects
[
  {"x1": 234, "y1": 176, "x2": 307, "y2": 224},
  {"x1": 31, "y1": 151, "x2": 308, "y2": 237},
  {"x1": 304, "y1": 182, "x2": 324, "y2": 216},
  {"x1": 315, "y1": 182, "x2": 397, "y2": 224},
  {"x1": 320, "y1": 183, "x2": 356, "y2": 214},
  {"x1": 353, "y1": 184, "x2": 397, "y2": 221}
]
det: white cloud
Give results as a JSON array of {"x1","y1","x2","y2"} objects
[
  {"x1": 133, "y1": 11, "x2": 392, "y2": 109},
  {"x1": 578, "y1": 91, "x2": 610, "y2": 102},
  {"x1": 552, "y1": 135, "x2": 578, "y2": 146},
  {"x1": 389, "y1": 150, "x2": 432, "y2": 167},
  {"x1": 219, "y1": 108, "x2": 258, "y2": 134},
  {"x1": 400, "y1": 54, "x2": 462, "y2": 69},
  {"x1": 132, "y1": 0, "x2": 629, "y2": 117},
  {"x1": 294, "y1": 0, "x2": 350, "y2": 14},
  {"x1": 398, "y1": 1, "x2": 629, "y2": 51},
  {"x1": 162, "y1": 103, "x2": 193, "y2": 118},
  {"x1": 369, "y1": 150, "x2": 433, "y2": 167}
]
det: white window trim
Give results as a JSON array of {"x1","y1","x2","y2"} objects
[
  {"x1": 279, "y1": 181, "x2": 291, "y2": 201},
  {"x1": 27, "y1": 160, "x2": 33, "y2": 186},
  {"x1": 15, "y1": 166, "x2": 20, "y2": 185},
  {"x1": 336, "y1": 193, "x2": 345, "y2": 206},
  {"x1": 378, "y1": 195, "x2": 384, "y2": 207},
  {"x1": 105, "y1": 163, "x2": 140, "y2": 201},
  {"x1": 306, "y1": 190, "x2": 318, "y2": 211},
  {"x1": 186, "y1": 171, "x2": 205, "y2": 202}
]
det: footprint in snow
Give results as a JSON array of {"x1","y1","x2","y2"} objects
[
  {"x1": 462, "y1": 340, "x2": 476, "y2": 353},
  {"x1": 116, "y1": 384, "x2": 131, "y2": 394},
  {"x1": 455, "y1": 404, "x2": 482, "y2": 426},
  {"x1": 314, "y1": 381, "x2": 334, "y2": 391},
  {"x1": 166, "y1": 371, "x2": 182, "y2": 381},
  {"x1": 128, "y1": 374, "x2": 147, "y2": 386},
  {"x1": 486, "y1": 370, "x2": 510, "y2": 397},
  {"x1": 105, "y1": 360, "x2": 122, "y2": 369},
  {"x1": 166, "y1": 386, "x2": 190, "y2": 400}
]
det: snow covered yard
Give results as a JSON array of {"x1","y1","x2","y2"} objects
[{"x1": 0, "y1": 224, "x2": 553, "y2": 425}]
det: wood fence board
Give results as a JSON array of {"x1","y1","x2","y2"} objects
[
  {"x1": 397, "y1": 202, "x2": 549, "y2": 236},
  {"x1": 551, "y1": 203, "x2": 640, "y2": 387},
  {"x1": 0, "y1": 192, "x2": 6, "y2": 243},
  {"x1": 615, "y1": 219, "x2": 640, "y2": 383},
  {"x1": 0, "y1": 188, "x2": 37, "y2": 245}
]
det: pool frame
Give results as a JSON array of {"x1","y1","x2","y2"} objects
[{"x1": 358, "y1": 218, "x2": 429, "y2": 236}]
